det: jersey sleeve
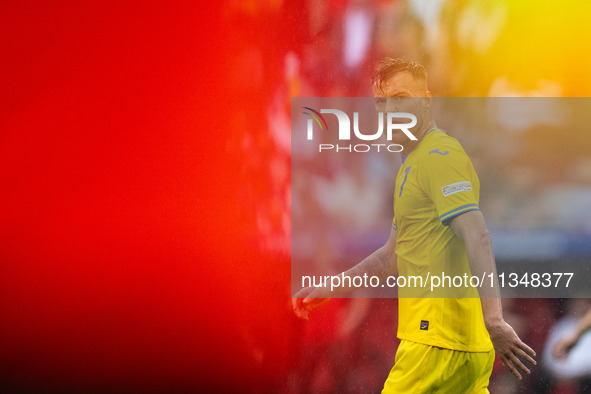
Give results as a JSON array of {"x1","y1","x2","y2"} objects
[{"x1": 419, "y1": 148, "x2": 479, "y2": 225}]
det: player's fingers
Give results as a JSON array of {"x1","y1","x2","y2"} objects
[
  {"x1": 509, "y1": 353, "x2": 531, "y2": 375},
  {"x1": 303, "y1": 295, "x2": 321, "y2": 306},
  {"x1": 291, "y1": 298, "x2": 308, "y2": 320},
  {"x1": 502, "y1": 357, "x2": 522, "y2": 380},
  {"x1": 302, "y1": 288, "x2": 317, "y2": 303},
  {"x1": 555, "y1": 352, "x2": 566, "y2": 360},
  {"x1": 556, "y1": 342, "x2": 574, "y2": 360},
  {"x1": 517, "y1": 340, "x2": 537, "y2": 358},
  {"x1": 516, "y1": 347, "x2": 537, "y2": 366},
  {"x1": 300, "y1": 309, "x2": 309, "y2": 320},
  {"x1": 294, "y1": 306, "x2": 309, "y2": 320},
  {"x1": 291, "y1": 297, "x2": 304, "y2": 312},
  {"x1": 293, "y1": 287, "x2": 311, "y2": 299}
]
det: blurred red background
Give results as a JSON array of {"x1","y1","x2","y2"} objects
[
  {"x1": 4, "y1": 1, "x2": 591, "y2": 393},
  {"x1": 0, "y1": 1, "x2": 293, "y2": 391}
]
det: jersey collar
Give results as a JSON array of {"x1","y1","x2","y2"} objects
[{"x1": 401, "y1": 126, "x2": 440, "y2": 164}]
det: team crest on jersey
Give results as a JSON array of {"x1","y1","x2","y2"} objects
[{"x1": 442, "y1": 181, "x2": 472, "y2": 197}]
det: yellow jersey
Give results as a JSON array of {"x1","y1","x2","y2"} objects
[{"x1": 393, "y1": 128, "x2": 493, "y2": 352}]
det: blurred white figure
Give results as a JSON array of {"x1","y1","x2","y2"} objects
[{"x1": 544, "y1": 302, "x2": 591, "y2": 379}]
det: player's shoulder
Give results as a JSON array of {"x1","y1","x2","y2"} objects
[
  {"x1": 419, "y1": 129, "x2": 469, "y2": 165},
  {"x1": 421, "y1": 129, "x2": 463, "y2": 152}
]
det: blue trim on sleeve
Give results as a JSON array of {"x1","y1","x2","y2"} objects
[{"x1": 440, "y1": 204, "x2": 479, "y2": 223}]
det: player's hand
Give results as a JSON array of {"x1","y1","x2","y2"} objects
[
  {"x1": 552, "y1": 332, "x2": 580, "y2": 360},
  {"x1": 487, "y1": 320, "x2": 537, "y2": 380},
  {"x1": 291, "y1": 286, "x2": 331, "y2": 320}
]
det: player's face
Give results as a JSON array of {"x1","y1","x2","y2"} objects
[{"x1": 373, "y1": 71, "x2": 432, "y2": 145}]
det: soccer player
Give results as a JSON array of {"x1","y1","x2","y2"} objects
[{"x1": 292, "y1": 58, "x2": 536, "y2": 393}]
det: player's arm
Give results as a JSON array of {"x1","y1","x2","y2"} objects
[
  {"x1": 292, "y1": 226, "x2": 398, "y2": 320},
  {"x1": 342, "y1": 225, "x2": 398, "y2": 280},
  {"x1": 552, "y1": 308, "x2": 591, "y2": 359},
  {"x1": 450, "y1": 210, "x2": 537, "y2": 380}
]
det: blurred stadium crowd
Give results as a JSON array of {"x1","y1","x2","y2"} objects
[{"x1": 228, "y1": 0, "x2": 591, "y2": 393}]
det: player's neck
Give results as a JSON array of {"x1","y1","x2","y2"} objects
[{"x1": 400, "y1": 119, "x2": 437, "y2": 153}]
